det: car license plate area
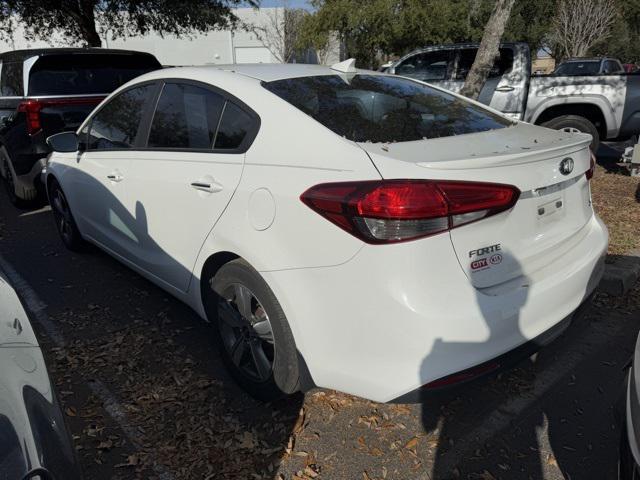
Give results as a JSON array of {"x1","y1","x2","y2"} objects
[{"x1": 537, "y1": 196, "x2": 564, "y2": 223}]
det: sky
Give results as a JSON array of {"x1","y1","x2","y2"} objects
[{"x1": 241, "y1": 0, "x2": 313, "y2": 9}]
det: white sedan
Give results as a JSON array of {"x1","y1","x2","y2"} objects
[{"x1": 44, "y1": 60, "x2": 608, "y2": 403}]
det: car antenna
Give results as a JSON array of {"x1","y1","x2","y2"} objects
[
  {"x1": 331, "y1": 58, "x2": 357, "y2": 73},
  {"x1": 331, "y1": 58, "x2": 357, "y2": 84}
]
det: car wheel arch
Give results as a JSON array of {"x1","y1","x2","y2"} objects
[
  {"x1": 531, "y1": 100, "x2": 611, "y2": 138},
  {"x1": 198, "y1": 252, "x2": 317, "y2": 394},
  {"x1": 199, "y1": 251, "x2": 240, "y2": 321}
]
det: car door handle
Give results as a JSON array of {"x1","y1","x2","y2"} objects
[
  {"x1": 190, "y1": 181, "x2": 223, "y2": 193},
  {"x1": 107, "y1": 173, "x2": 123, "y2": 182},
  {"x1": 495, "y1": 85, "x2": 515, "y2": 92}
]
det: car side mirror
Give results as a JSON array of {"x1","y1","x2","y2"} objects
[{"x1": 46, "y1": 132, "x2": 79, "y2": 153}]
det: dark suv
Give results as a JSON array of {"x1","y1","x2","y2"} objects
[{"x1": 0, "y1": 48, "x2": 161, "y2": 206}]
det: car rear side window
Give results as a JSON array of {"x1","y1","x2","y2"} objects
[
  {"x1": 214, "y1": 102, "x2": 253, "y2": 149},
  {"x1": 88, "y1": 84, "x2": 155, "y2": 150},
  {"x1": 28, "y1": 54, "x2": 161, "y2": 96},
  {"x1": 147, "y1": 83, "x2": 225, "y2": 150},
  {"x1": 455, "y1": 48, "x2": 514, "y2": 80},
  {"x1": 0, "y1": 61, "x2": 23, "y2": 96},
  {"x1": 554, "y1": 61, "x2": 600, "y2": 76},
  {"x1": 263, "y1": 74, "x2": 513, "y2": 143}
]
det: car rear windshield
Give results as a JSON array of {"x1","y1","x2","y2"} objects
[
  {"x1": 262, "y1": 74, "x2": 513, "y2": 143},
  {"x1": 28, "y1": 53, "x2": 161, "y2": 96},
  {"x1": 554, "y1": 61, "x2": 600, "y2": 76}
]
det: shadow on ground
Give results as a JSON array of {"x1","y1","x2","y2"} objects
[{"x1": 0, "y1": 186, "x2": 304, "y2": 479}]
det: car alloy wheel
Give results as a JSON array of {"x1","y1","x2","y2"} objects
[
  {"x1": 559, "y1": 126, "x2": 582, "y2": 134},
  {"x1": 217, "y1": 283, "x2": 275, "y2": 383},
  {"x1": 51, "y1": 187, "x2": 75, "y2": 245}
]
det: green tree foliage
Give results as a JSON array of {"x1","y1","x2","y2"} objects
[
  {"x1": 300, "y1": 0, "x2": 558, "y2": 68},
  {"x1": 590, "y1": 0, "x2": 640, "y2": 63},
  {"x1": 503, "y1": 0, "x2": 556, "y2": 57},
  {"x1": 0, "y1": 0, "x2": 257, "y2": 47}
]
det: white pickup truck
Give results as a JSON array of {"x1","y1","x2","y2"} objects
[{"x1": 389, "y1": 42, "x2": 640, "y2": 151}]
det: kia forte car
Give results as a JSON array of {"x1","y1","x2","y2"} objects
[{"x1": 43, "y1": 61, "x2": 608, "y2": 403}]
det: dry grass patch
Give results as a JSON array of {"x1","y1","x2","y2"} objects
[{"x1": 590, "y1": 165, "x2": 640, "y2": 255}]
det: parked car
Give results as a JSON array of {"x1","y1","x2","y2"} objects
[
  {"x1": 43, "y1": 61, "x2": 607, "y2": 403},
  {"x1": 0, "y1": 48, "x2": 161, "y2": 206},
  {"x1": 554, "y1": 57, "x2": 625, "y2": 76},
  {"x1": 0, "y1": 270, "x2": 81, "y2": 479},
  {"x1": 623, "y1": 63, "x2": 639, "y2": 74},
  {"x1": 389, "y1": 43, "x2": 640, "y2": 151},
  {"x1": 620, "y1": 334, "x2": 640, "y2": 479}
]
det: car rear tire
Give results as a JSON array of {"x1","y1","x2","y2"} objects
[
  {"x1": 541, "y1": 115, "x2": 600, "y2": 152},
  {"x1": 2, "y1": 157, "x2": 26, "y2": 208},
  {"x1": 49, "y1": 179, "x2": 85, "y2": 252},
  {"x1": 208, "y1": 259, "x2": 300, "y2": 402}
]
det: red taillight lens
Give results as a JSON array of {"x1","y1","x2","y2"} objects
[
  {"x1": 301, "y1": 180, "x2": 520, "y2": 244},
  {"x1": 17, "y1": 100, "x2": 43, "y2": 135},
  {"x1": 17, "y1": 97, "x2": 105, "y2": 136},
  {"x1": 586, "y1": 149, "x2": 596, "y2": 180}
]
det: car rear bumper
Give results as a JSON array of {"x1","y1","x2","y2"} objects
[{"x1": 262, "y1": 214, "x2": 608, "y2": 403}]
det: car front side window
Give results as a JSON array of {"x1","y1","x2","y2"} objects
[
  {"x1": 87, "y1": 84, "x2": 155, "y2": 150},
  {"x1": 396, "y1": 51, "x2": 452, "y2": 82}
]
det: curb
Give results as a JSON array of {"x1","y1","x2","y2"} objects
[{"x1": 599, "y1": 250, "x2": 640, "y2": 296}]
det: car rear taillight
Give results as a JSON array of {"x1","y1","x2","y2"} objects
[
  {"x1": 17, "y1": 97, "x2": 105, "y2": 135},
  {"x1": 586, "y1": 149, "x2": 596, "y2": 180},
  {"x1": 17, "y1": 100, "x2": 43, "y2": 135},
  {"x1": 301, "y1": 180, "x2": 520, "y2": 244}
]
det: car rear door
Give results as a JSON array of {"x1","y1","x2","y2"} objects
[
  {"x1": 448, "y1": 45, "x2": 529, "y2": 120},
  {"x1": 124, "y1": 81, "x2": 254, "y2": 293},
  {"x1": 64, "y1": 82, "x2": 158, "y2": 259}
]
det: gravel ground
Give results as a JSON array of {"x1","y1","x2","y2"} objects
[{"x1": 0, "y1": 147, "x2": 638, "y2": 480}]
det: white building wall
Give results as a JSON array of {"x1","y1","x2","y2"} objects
[{"x1": 0, "y1": 8, "x2": 284, "y2": 66}]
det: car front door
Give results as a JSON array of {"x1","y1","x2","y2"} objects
[
  {"x1": 125, "y1": 81, "x2": 254, "y2": 293},
  {"x1": 391, "y1": 49, "x2": 456, "y2": 91},
  {"x1": 65, "y1": 82, "x2": 158, "y2": 259}
]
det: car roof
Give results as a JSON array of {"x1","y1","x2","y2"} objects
[
  {"x1": 0, "y1": 47, "x2": 157, "y2": 63},
  {"x1": 211, "y1": 63, "x2": 380, "y2": 82},
  {"x1": 561, "y1": 58, "x2": 608, "y2": 63}
]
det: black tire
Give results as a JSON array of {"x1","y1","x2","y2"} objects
[
  {"x1": 48, "y1": 179, "x2": 85, "y2": 252},
  {"x1": 207, "y1": 259, "x2": 299, "y2": 402},
  {"x1": 2, "y1": 156, "x2": 26, "y2": 208},
  {"x1": 541, "y1": 114, "x2": 600, "y2": 152}
]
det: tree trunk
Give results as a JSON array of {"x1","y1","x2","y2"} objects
[
  {"x1": 460, "y1": 0, "x2": 516, "y2": 100},
  {"x1": 77, "y1": 0, "x2": 101, "y2": 47}
]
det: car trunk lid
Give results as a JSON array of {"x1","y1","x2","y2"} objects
[{"x1": 357, "y1": 123, "x2": 594, "y2": 288}]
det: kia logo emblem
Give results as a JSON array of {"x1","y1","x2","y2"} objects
[{"x1": 559, "y1": 157, "x2": 574, "y2": 175}]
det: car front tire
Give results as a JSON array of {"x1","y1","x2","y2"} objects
[
  {"x1": 207, "y1": 259, "x2": 300, "y2": 402},
  {"x1": 48, "y1": 179, "x2": 85, "y2": 252}
]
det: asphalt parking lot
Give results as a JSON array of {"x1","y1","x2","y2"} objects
[{"x1": 0, "y1": 174, "x2": 638, "y2": 480}]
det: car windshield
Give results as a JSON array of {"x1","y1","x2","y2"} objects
[
  {"x1": 262, "y1": 74, "x2": 513, "y2": 143},
  {"x1": 28, "y1": 53, "x2": 161, "y2": 96},
  {"x1": 554, "y1": 61, "x2": 601, "y2": 76}
]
